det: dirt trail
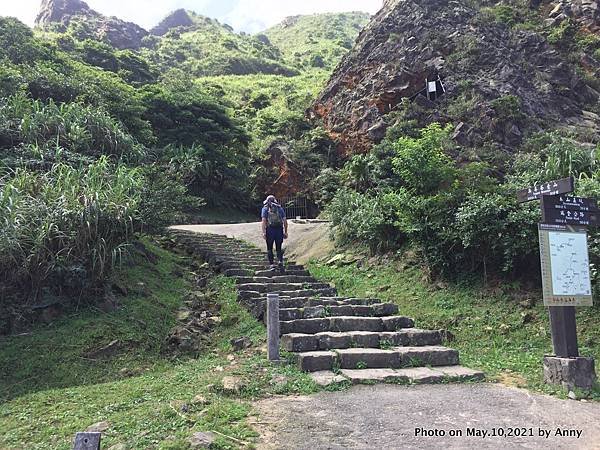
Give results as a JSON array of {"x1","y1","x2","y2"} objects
[{"x1": 171, "y1": 221, "x2": 334, "y2": 264}]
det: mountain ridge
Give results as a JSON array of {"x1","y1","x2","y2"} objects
[{"x1": 35, "y1": 0, "x2": 148, "y2": 49}]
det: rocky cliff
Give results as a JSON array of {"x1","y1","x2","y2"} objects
[
  {"x1": 312, "y1": 0, "x2": 600, "y2": 156},
  {"x1": 543, "y1": 0, "x2": 600, "y2": 33},
  {"x1": 36, "y1": 0, "x2": 148, "y2": 49},
  {"x1": 150, "y1": 9, "x2": 195, "y2": 36}
]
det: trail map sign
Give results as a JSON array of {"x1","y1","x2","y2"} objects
[
  {"x1": 538, "y1": 224, "x2": 593, "y2": 307},
  {"x1": 516, "y1": 177, "x2": 574, "y2": 203}
]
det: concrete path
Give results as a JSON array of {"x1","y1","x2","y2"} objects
[
  {"x1": 171, "y1": 221, "x2": 333, "y2": 263},
  {"x1": 254, "y1": 383, "x2": 600, "y2": 450}
]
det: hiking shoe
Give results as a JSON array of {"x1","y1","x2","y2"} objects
[
  {"x1": 269, "y1": 264, "x2": 277, "y2": 272},
  {"x1": 278, "y1": 262, "x2": 285, "y2": 274}
]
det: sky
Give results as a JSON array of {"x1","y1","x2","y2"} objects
[{"x1": 1, "y1": 0, "x2": 384, "y2": 33}]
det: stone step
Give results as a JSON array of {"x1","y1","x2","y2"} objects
[
  {"x1": 235, "y1": 276, "x2": 318, "y2": 284},
  {"x1": 281, "y1": 329, "x2": 442, "y2": 352},
  {"x1": 279, "y1": 303, "x2": 398, "y2": 321},
  {"x1": 241, "y1": 296, "x2": 386, "y2": 315},
  {"x1": 320, "y1": 366, "x2": 485, "y2": 385},
  {"x1": 212, "y1": 255, "x2": 270, "y2": 262},
  {"x1": 212, "y1": 256, "x2": 269, "y2": 263},
  {"x1": 255, "y1": 269, "x2": 311, "y2": 277},
  {"x1": 188, "y1": 243, "x2": 261, "y2": 250},
  {"x1": 225, "y1": 263, "x2": 304, "y2": 271},
  {"x1": 224, "y1": 269, "x2": 254, "y2": 277},
  {"x1": 221, "y1": 263, "x2": 289, "y2": 271},
  {"x1": 280, "y1": 316, "x2": 414, "y2": 335},
  {"x1": 303, "y1": 297, "x2": 384, "y2": 307},
  {"x1": 282, "y1": 297, "x2": 384, "y2": 308},
  {"x1": 237, "y1": 282, "x2": 332, "y2": 293},
  {"x1": 238, "y1": 287, "x2": 338, "y2": 301},
  {"x1": 296, "y1": 346, "x2": 459, "y2": 372}
]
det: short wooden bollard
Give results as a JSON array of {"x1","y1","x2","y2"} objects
[
  {"x1": 266, "y1": 293, "x2": 280, "y2": 361},
  {"x1": 73, "y1": 432, "x2": 101, "y2": 450}
]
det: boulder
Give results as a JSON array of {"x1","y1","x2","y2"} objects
[{"x1": 189, "y1": 431, "x2": 216, "y2": 449}]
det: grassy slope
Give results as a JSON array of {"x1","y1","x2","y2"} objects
[
  {"x1": 0, "y1": 241, "x2": 318, "y2": 450},
  {"x1": 308, "y1": 259, "x2": 600, "y2": 399},
  {"x1": 196, "y1": 71, "x2": 330, "y2": 151},
  {"x1": 143, "y1": 15, "x2": 295, "y2": 77},
  {"x1": 264, "y1": 12, "x2": 371, "y2": 70}
]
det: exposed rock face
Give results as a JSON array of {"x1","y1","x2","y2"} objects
[
  {"x1": 35, "y1": 0, "x2": 96, "y2": 25},
  {"x1": 312, "y1": 0, "x2": 600, "y2": 155},
  {"x1": 544, "y1": 0, "x2": 600, "y2": 33},
  {"x1": 150, "y1": 9, "x2": 194, "y2": 36},
  {"x1": 35, "y1": 0, "x2": 148, "y2": 50},
  {"x1": 259, "y1": 140, "x2": 304, "y2": 200}
]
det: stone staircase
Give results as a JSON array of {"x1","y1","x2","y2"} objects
[{"x1": 171, "y1": 230, "x2": 484, "y2": 386}]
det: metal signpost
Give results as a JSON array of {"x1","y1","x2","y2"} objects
[{"x1": 518, "y1": 177, "x2": 597, "y2": 389}]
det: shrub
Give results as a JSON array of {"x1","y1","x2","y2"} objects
[
  {"x1": 479, "y1": 5, "x2": 522, "y2": 27},
  {"x1": 312, "y1": 168, "x2": 342, "y2": 207},
  {"x1": 490, "y1": 95, "x2": 524, "y2": 122},
  {"x1": 326, "y1": 189, "x2": 405, "y2": 254},
  {"x1": 137, "y1": 165, "x2": 204, "y2": 232},
  {"x1": 391, "y1": 123, "x2": 456, "y2": 195},
  {"x1": 0, "y1": 158, "x2": 142, "y2": 301},
  {"x1": 547, "y1": 19, "x2": 577, "y2": 47},
  {"x1": 455, "y1": 192, "x2": 538, "y2": 278}
]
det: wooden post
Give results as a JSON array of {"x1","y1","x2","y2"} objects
[
  {"x1": 548, "y1": 306, "x2": 579, "y2": 358},
  {"x1": 267, "y1": 293, "x2": 280, "y2": 361},
  {"x1": 73, "y1": 432, "x2": 101, "y2": 450}
]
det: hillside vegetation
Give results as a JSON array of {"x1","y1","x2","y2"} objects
[
  {"x1": 0, "y1": 240, "x2": 319, "y2": 449},
  {"x1": 0, "y1": 1, "x2": 369, "y2": 324},
  {"x1": 0, "y1": 15, "x2": 248, "y2": 316},
  {"x1": 310, "y1": 0, "x2": 600, "y2": 292},
  {"x1": 141, "y1": 12, "x2": 297, "y2": 77},
  {"x1": 264, "y1": 12, "x2": 370, "y2": 70}
]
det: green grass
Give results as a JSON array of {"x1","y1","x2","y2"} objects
[
  {"x1": 0, "y1": 240, "x2": 318, "y2": 449},
  {"x1": 308, "y1": 259, "x2": 600, "y2": 399}
]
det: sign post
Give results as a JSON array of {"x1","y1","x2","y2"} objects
[{"x1": 518, "y1": 178, "x2": 597, "y2": 390}]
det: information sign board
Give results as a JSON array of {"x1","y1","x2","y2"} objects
[{"x1": 538, "y1": 224, "x2": 593, "y2": 307}]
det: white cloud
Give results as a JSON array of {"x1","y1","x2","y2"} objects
[
  {"x1": 0, "y1": 0, "x2": 383, "y2": 32},
  {"x1": 222, "y1": 0, "x2": 383, "y2": 33}
]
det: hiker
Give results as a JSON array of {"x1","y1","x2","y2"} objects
[{"x1": 261, "y1": 195, "x2": 288, "y2": 272}]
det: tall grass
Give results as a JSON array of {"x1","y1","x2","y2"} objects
[
  {"x1": 0, "y1": 94, "x2": 145, "y2": 162},
  {"x1": 0, "y1": 157, "x2": 141, "y2": 301}
]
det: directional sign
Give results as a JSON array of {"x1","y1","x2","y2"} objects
[
  {"x1": 516, "y1": 177, "x2": 574, "y2": 203},
  {"x1": 541, "y1": 196, "x2": 600, "y2": 227},
  {"x1": 541, "y1": 195, "x2": 598, "y2": 212}
]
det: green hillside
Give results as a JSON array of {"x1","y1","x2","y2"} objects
[
  {"x1": 264, "y1": 12, "x2": 370, "y2": 70},
  {"x1": 142, "y1": 12, "x2": 297, "y2": 77}
]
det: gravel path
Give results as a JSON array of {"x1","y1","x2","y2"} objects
[{"x1": 254, "y1": 383, "x2": 600, "y2": 450}]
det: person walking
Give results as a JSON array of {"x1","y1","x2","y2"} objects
[{"x1": 261, "y1": 195, "x2": 288, "y2": 272}]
